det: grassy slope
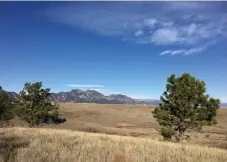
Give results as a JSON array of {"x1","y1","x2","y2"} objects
[
  {"x1": 5, "y1": 103, "x2": 227, "y2": 149},
  {"x1": 39, "y1": 103, "x2": 227, "y2": 149},
  {"x1": 0, "y1": 127, "x2": 227, "y2": 162},
  {"x1": 55, "y1": 103, "x2": 159, "y2": 137}
]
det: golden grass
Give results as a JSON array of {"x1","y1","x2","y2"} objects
[
  {"x1": 5, "y1": 103, "x2": 227, "y2": 149},
  {"x1": 51, "y1": 103, "x2": 160, "y2": 137},
  {"x1": 0, "y1": 127, "x2": 227, "y2": 162},
  {"x1": 3, "y1": 103, "x2": 227, "y2": 152},
  {"x1": 44, "y1": 103, "x2": 227, "y2": 149}
]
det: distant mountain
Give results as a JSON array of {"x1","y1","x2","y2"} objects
[
  {"x1": 3, "y1": 88, "x2": 154, "y2": 105},
  {"x1": 221, "y1": 103, "x2": 227, "y2": 107},
  {"x1": 137, "y1": 99, "x2": 161, "y2": 105},
  {"x1": 6, "y1": 91, "x2": 20, "y2": 101},
  {"x1": 2, "y1": 88, "x2": 226, "y2": 106},
  {"x1": 1, "y1": 89, "x2": 20, "y2": 101},
  {"x1": 49, "y1": 89, "x2": 138, "y2": 104}
]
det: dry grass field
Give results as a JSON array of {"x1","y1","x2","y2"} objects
[
  {"x1": 1, "y1": 103, "x2": 227, "y2": 162},
  {"x1": 40, "y1": 103, "x2": 227, "y2": 149},
  {"x1": 55, "y1": 103, "x2": 160, "y2": 137},
  {"x1": 0, "y1": 127, "x2": 227, "y2": 162}
]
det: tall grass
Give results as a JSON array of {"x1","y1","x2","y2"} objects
[{"x1": 0, "y1": 127, "x2": 227, "y2": 162}]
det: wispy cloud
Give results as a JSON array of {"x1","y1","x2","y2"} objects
[
  {"x1": 45, "y1": 2, "x2": 227, "y2": 55},
  {"x1": 160, "y1": 46, "x2": 207, "y2": 56},
  {"x1": 160, "y1": 40, "x2": 217, "y2": 56},
  {"x1": 68, "y1": 84, "x2": 104, "y2": 88}
]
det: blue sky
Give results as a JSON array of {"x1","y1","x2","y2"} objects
[{"x1": 0, "y1": 2, "x2": 227, "y2": 102}]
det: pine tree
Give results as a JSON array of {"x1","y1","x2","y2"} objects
[
  {"x1": 16, "y1": 82, "x2": 65, "y2": 126},
  {"x1": 0, "y1": 88, "x2": 14, "y2": 120},
  {"x1": 153, "y1": 73, "x2": 220, "y2": 141}
]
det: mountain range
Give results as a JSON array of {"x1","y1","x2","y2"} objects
[
  {"x1": 3, "y1": 88, "x2": 227, "y2": 107},
  {"x1": 3, "y1": 89, "x2": 161, "y2": 105}
]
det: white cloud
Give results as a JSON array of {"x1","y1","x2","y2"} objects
[
  {"x1": 160, "y1": 40, "x2": 217, "y2": 56},
  {"x1": 151, "y1": 28, "x2": 180, "y2": 45},
  {"x1": 160, "y1": 50, "x2": 186, "y2": 56},
  {"x1": 45, "y1": 2, "x2": 227, "y2": 55},
  {"x1": 160, "y1": 50, "x2": 172, "y2": 55},
  {"x1": 186, "y1": 23, "x2": 197, "y2": 36},
  {"x1": 68, "y1": 84, "x2": 104, "y2": 88},
  {"x1": 134, "y1": 30, "x2": 143, "y2": 37},
  {"x1": 184, "y1": 46, "x2": 207, "y2": 55},
  {"x1": 144, "y1": 18, "x2": 157, "y2": 28},
  {"x1": 161, "y1": 21, "x2": 174, "y2": 27},
  {"x1": 160, "y1": 45, "x2": 207, "y2": 56}
]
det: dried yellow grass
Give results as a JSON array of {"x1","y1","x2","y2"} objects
[
  {"x1": 0, "y1": 127, "x2": 227, "y2": 162},
  {"x1": 5, "y1": 103, "x2": 227, "y2": 149}
]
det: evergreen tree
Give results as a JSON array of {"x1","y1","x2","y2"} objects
[
  {"x1": 0, "y1": 88, "x2": 14, "y2": 120},
  {"x1": 16, "y1": 82, "x2": 65, "y2": 126},
  {"x1": 153, "y1": 73, "x2": 220, "y2": 141}
]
